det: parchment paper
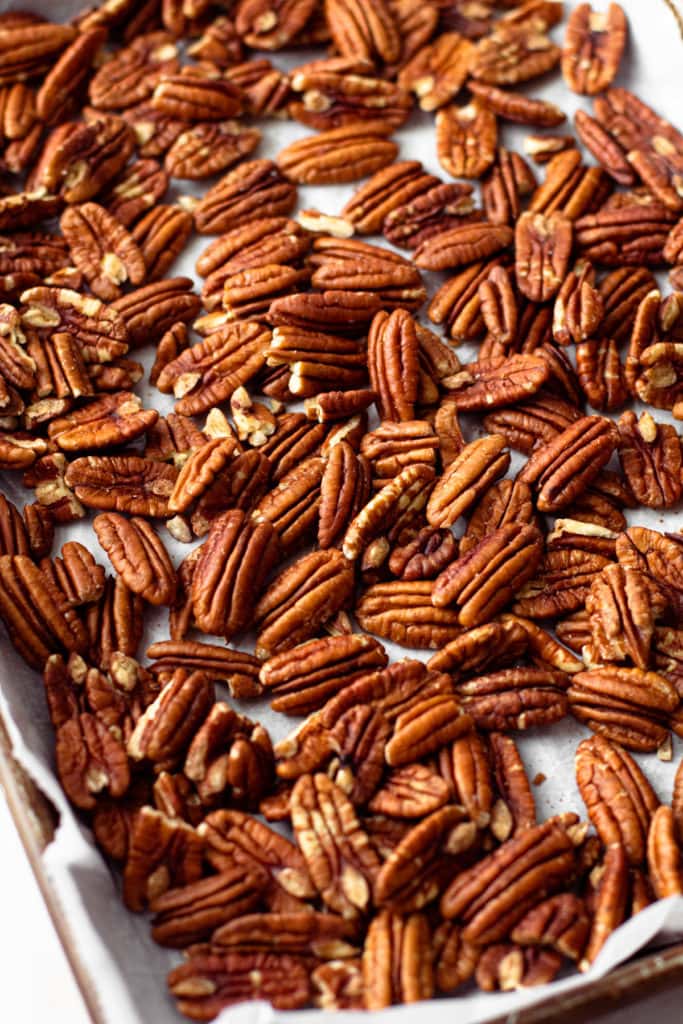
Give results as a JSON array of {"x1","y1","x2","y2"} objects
[{"x1": 2, "y1": 1, "x2": 683, "y2": 1021}]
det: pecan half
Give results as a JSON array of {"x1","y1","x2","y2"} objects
[
  {"x1": 562, "y1": 3, "x2": 627, "y2": 95},
  {"x1": 168, "y1": 951, "x2": 310, "y2": 1018},
  {"x1": 325, "y1": 0, "x2": 400, "y2": 65},
  {"x1": 519, "y1": 415, "x2": 617, "y2": 512},
  {"x1": 575, "y1": 734, "x2": 659, "y2": 864},
  {"x1": 122, "y1": 807, "x2": 204, "y2": 912},
  {"x1": 432, "y1": 523, "x2": 544, "y2": 627},
  {"x1": 586, "y1": 563, "x2": 654, "y2": 669},
  {"x1": 647, "y1": 805, "x2": 683, "y2": 899},
  {"x1": 426, "y1": 434, "x2": 509, "y2": 528},
  {"x1": 435, "y1": 100, "x2": 497, "y2": 180},
  {"x1": 362, "y1": 911, "x2": 433, "y2": 1009},
  {"x1": 369, "y1": 763, "x2": 450, "y2": 820},
  {"x1": 355, "y1": 580, "x2": 463, "y2": 649},
  {"x1": 277, "y1": 122, "x2": 398, "y2": 185},
  {"x1": 93, "y1": 513, "x2": 176, "y2": 606}
]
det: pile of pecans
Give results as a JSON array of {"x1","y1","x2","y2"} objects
[{"x1": 2, "y1": 0, "x2": 683, "y2": 1018}]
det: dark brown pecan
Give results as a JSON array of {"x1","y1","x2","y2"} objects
[
  {"x1": 616, "y1": 410, "x2": 682, "y2": 508},
  {"x1": 489, "y1": 731, "x2": 537, "y2": 840},
  {"x1": 478, "y1": 265, "x2": 518, "y2": 345},
  {"x1": 367, "y1": 308, "x2": 419, "y2": 421},
  {"x1": 375, "y1": 805, "x2": 476, "y2": 912},
  {"x1": 311, "y1": 237, "x2": 426, "y2": 312},
  {"x1": 433, "y1": 523, "x2": 544, "y2": 627},
  {"x1": 312, "y1": 959, "x2": 363, "y2": 1010},
  {"x1": 268, "y1": 290, "x2": 382, "y2": 336},
  {"x1": 460, "y1": 478, "x2": 535, "y2": 555},
  {"x1": 168, "y1": 951, "x2": 310, "y2": 1017},
  {"x1": 568, "y1": 665, "x2": 677, "y2": 753},
  {"x1": 574, "y1": 108, "x2": 635, "y2": 186},
  {"x1": 388, "y1": 526, "x2": 458, "y2": 581},
  {"x1": 616, "y1": 527, "x2": 683, "y2": 615},
  {"x1": 362, "y1": 911, "x2": 433, "y2": 1009},
  {"x1": 130, "y1": 205, "x2": 193, "y2": 282},
  {"x1": 441, "y1": 817, "x2": 576, "y2": 943},
  {"x1": 193, "y1": 159, "x2": 296, "y2": 235},
  {"x1": 519, "y1": 415, "x2": 617, "y2": 512},
  {"x1": 528, "y1": 149, "x2": 610, "y2": 221},
  {"x1": 575, "y1": 734, "x2": 659, "y2": 865},
  {"x1": 277, "y1": 122, "x2": 398, "y2": 186},
  {"x1": 553, "y1": 260, "x2": 603, "y2": 344},
  {"x1": 0, "y1": 21, "x2": 77, "y2": 85},
  {"x1": 436, "y1": 99, "x2": 497, "y2": 180},
  {"x1": 127, "y1": 668, "x2": 214, "y2": 770},
  {"x1": 386, "y1": 693, "x2": 472, "y2": 767},
  {"x1": 483, "y1": 392, "x2": 581, "y2": 454},
  {"x1": 93, "y1": 514, "x2": 176, "y2": 607},
  {"x1": 85, "y1": 574, "x2": 144, "y2": 670},
  {"x1": 511, "y1": 892, "x2": 589, "y2": 962},
  {"x1": 184, "y1": 703, "x2": 273, "y2": 806},
  {"x1": 562, "y1": 3, "x2": 627, "y2": 95}
]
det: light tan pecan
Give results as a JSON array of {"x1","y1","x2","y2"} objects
[
  {"x1": 432, "y1": 523, "x2": 544, "y2": 627},
  {"x1": 193, "y1": 159, "x2": 296, "y2": 235},
  {"x1": 325, "y1": 0, "x2": 400, "y2": 65},
  {"x1": 427, "y1": 434, "x2": 509, "y2": 528},
  {"x1": 471, "y1": 24, "x2": 561, "y2": 85},
  {"x1": 524, "y1": 132, "x2": 577, "y2": 164},
  {"x1": 519, "y1": 415, "x2": 617, "y2": 512},
  {"x1": 260, "y1": 634, "x2": 387, "y2": 716},
  {"x1": 575, "y1": 734, "x2": 659, "y2": 865},
  {"x1": 355, "y1": 580, "x2": 464, "y2": 649},
  {"x1": 376, "y1": 805, "x2": 476, "y2": 912},
  {"x1": 435, "y1": 99, "x2": 498, "y2": 180},
  {"x1": 441, "y1": 817, "x2": 576, "y2": 942},
  {"x1": 150, "y1": 866, "x2": 265, "y2": 948},
  {"x1": 191, "y1": 510, "x2": 280, "y2": 640},
  {"x1": 254, "y1": 548, "x2": 355, "y2": 659},
  {"x1": 398, "y1": 32, "x2": 474, "y2": 111},
  {"x1": 562, "y1": 3, "x2": 627, "y2": 95},
  {"x1": 277, "y1": 122, "x2": 398, "y2": 186},
  {"x1": 291, "y1": 772, "x2": 380, "y2": 918},
  {"x1": 369, "y1": 763, "x2": 450, "y2": 819},
  {"x1": 168, "y1": 951, "x2": 310, "y2": 1017},
  {"x1": 362, "y1": 911, "x2": 433, "y2": 1009},
  {"x1": 93, "y1": 513, "x2": 176, "y2": 607}
]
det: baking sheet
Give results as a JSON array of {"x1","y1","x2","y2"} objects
[{"x1": 2, "y1": 0, "x2": 683, "y2": 1021}]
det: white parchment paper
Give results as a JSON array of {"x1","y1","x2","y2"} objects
[{"x1": 2, "y1": 0, "x2": 683, "y2": 1021}]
